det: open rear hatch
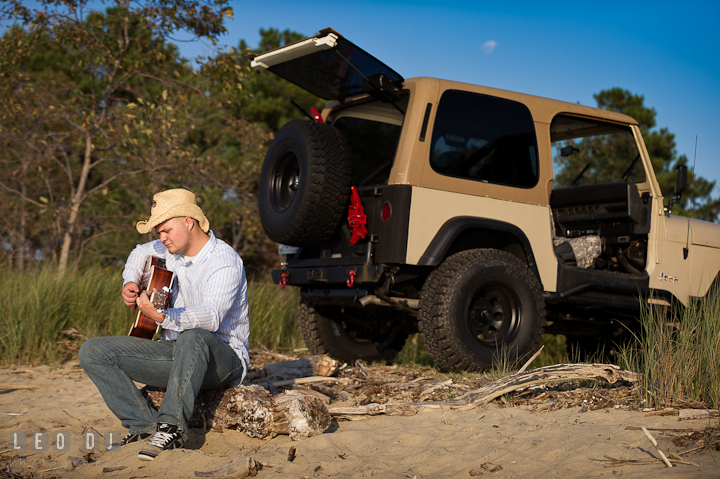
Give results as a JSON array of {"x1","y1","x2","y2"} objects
[{"x1": 250, "y1": 28, "x2": 404, "y2": 102}]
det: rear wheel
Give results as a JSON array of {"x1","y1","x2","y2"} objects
[
  {"x1": 298, "y1": 301, "x2": 408, "y2": 364},
  {"x1": 419, "y1": 249, "x2": 546, "y2": 371}
]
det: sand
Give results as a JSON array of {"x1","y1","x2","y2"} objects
[{"x1": 1, "y1": 363, "x2": 718, "y2": 479}]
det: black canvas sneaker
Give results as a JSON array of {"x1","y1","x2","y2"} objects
[{"x1": 137, "y1": 423, "x2": 184, "y2": 461}]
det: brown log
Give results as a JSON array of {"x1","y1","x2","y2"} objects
[{"x1": 263, "y1": 354, "x2": 340, "y2": 380}]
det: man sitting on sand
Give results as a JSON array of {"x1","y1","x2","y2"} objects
[{"x1": 79, "y1": 188, "x2": 249, "y2": 461}]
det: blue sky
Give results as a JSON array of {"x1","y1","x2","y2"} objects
[{"x1": 176, "y1": 0, "x2": 720, "y2": 197}]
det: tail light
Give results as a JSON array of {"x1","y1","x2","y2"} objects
[{"x1": 381, "y1": 202, "x2": 392, "y2": 222}]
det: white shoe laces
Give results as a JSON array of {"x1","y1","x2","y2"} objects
[{"x1": 149, "y1": 430, "x2": 175, "y2": 448}]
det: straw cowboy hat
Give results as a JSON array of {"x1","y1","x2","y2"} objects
[{"x1": 136, "y1": 188, "x2": 210, "y2": 234}]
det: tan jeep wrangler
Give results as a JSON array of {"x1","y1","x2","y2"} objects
[{"x1": 251, "y1": 29, "x2": 720, "y2": 371}]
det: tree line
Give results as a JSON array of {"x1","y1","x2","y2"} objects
[{"x1": 1, "y1": 1, "x2": 716, "y2": 276}]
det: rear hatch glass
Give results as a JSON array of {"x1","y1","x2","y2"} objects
[
  {"x1": 251, "y1": 29, "x2": 404, "y2": 101},
  {"x1": 329, "y1": 99, "x2": 406, "y2": 186}
]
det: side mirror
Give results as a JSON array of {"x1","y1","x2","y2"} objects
[
  {"x1": 667, "y1": 164, "x2": 688, "y2": 213},
  {"x1": 675, "y1": 164, "x2": 688, "y2": 196},
  {"x1": 560, "y1": 145, "x2": 579, "y2": 157}
]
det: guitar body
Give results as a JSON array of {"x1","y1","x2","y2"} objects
[{"x1": 128, "y1": 256, "x2": 175, "y2": 339}]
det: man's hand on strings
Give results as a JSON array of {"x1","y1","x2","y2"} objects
[{"x1": 122, "y1": 282, "x2": 140, "y2": 307}]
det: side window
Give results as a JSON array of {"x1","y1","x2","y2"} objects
[
  {"x1": 550, "y1": 115, "x2": 644, "y2": 188},
  {"x1": 430, "y1": 90, "x2": 539, "y2": 188}
]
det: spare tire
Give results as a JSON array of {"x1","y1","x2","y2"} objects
[{"x1": 259, "y1": 119, "x2": 352, "y2": 247}]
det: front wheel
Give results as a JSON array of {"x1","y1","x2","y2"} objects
[
  {"x1": 419, "y1": 249, "x2": 546, "y2": 372},
  {"x1": 297, "y1": 301, "x2": 408, "y2": 364}
]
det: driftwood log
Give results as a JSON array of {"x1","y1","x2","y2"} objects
[
  {"x1": 227, "y1": 386, "x2": 332, "y2": 440},
  {"x1": 145, "y1": 386, "x2": 332, "y2": 441},
  {"x1": 329, "y1": 363, "x2": 639, "y2": 417}
]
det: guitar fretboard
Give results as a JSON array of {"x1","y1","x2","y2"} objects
[{"x1": 140, "y1": 256, "x2": 154, "y2": 290}]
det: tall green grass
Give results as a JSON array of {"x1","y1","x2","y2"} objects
[
  {"x1": 0, "y1": 266, "x2": 132, "y2": 365},
  {"x1": 246, "y1": 280, "x2": 302, "y2": 350},
  {"x1": 0, "y1": 266, "x2": 302, "y2": 365},
  {"x1": 619, "y1": 293, "x2": 720, "y2": 410}
]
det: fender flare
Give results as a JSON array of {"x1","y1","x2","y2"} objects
[{"x1": 416, "y1": 216, "x2": 541, "y2": 281}]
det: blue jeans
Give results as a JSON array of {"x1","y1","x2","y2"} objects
[{"x1": 79, "y1": 329, "x2": 244, "y2": 441}]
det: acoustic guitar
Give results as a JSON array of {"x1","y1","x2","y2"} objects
[{"x1": 128, "y1": 256, "x2": 175, "y2": 339}]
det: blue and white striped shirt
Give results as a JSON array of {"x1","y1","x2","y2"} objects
[{"x1": 122, "y1": 231, "x2": 249, "y2": 385}]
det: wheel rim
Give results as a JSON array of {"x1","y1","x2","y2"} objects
[
  {"x1": 270, "y1": 151, "x2": 300, "y2": 213},
  {"x1": 466, "y1": 282, "x2": 521, "y2": 348}
]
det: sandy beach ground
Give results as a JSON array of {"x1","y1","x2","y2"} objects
[{"x1": 1, "y1": 363, "x2": 718, "y2": 479}]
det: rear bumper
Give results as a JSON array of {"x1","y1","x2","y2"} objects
[{"x1": 271, "y1": 263, "x2": 384, "y2": 287}]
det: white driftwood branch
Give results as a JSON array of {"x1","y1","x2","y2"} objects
[
  {"x1": 329, "y1": 363, "x2": 639, "y2": 417},
  {"x1": 445, "y1": 362, "x2": 639, "y2": 407},
  {"x1": 642, "y1": 427, "x2": 673, "y2": 467}
]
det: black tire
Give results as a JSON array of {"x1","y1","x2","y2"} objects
[
  {"x1": 258, "y1": 119, "x2": 352, "y2": 247},
  {"x1": 419, "y1": 249, "x2": 546, "y2": 372},
  {"x1": 297, "y1": 301, "x2": 408, "y2": 364}
]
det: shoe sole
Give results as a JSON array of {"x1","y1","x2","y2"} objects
[
  {"x1": 137, "y1": 449, "x2": 159, "y2": 461},
  {"x1": 138, "y1": 443, "x2": 183, "y2": 461}
]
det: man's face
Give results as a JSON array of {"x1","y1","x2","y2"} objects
[{"x1": 155, "y1": 217, "x2": 192, "y2": 255}]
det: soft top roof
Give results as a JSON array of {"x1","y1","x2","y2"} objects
[
  {"x1": 250, "y1": 28, "x2": 404, "y2": 101},
  {"x1": 400, "y1": 77, "x2": 639, "y2": 126}
]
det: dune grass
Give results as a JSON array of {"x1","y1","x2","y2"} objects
[
  {"x1": 245, "y1": 280, "x2": 302, "y2": 350},
  {"x1": 619, "y1": 292, "x2": 720, "y2": 410},
  {"x1": 0, "y1": 266, "x2": 303, "y2": 366},
  {"x1": 0, "y1": 266, "x2": 131, "y2": 365}
]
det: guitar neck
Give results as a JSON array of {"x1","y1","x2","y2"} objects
[{"x1": 129, "y1": 256, "x2": 175, "y2": 340}]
